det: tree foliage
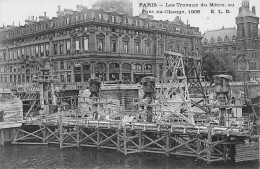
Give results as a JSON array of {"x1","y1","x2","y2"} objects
[{"x1": 202, "y1": 53, "x2": 236, "y2": 83}]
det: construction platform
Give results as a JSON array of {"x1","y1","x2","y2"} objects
[{"x1": 1, "y1": 118, "x2": 258, "y2": 164}]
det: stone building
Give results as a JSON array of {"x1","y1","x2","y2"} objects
[
  {"x1": 202, "y1": 0, "x2": 260, "y2": 82},
  {"x1": 0, "y1": 1, "x2": 202, "y2": 88}
]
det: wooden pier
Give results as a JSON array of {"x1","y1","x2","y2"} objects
[{"x1": 1, "y1": 117, "x2": 258, "y2": 164}]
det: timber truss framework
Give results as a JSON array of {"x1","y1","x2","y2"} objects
[
  {"x1": 11, "y1": 119, "x2": 249, "y2": 163},
  {"x1": 156, "y1": 51, "x2": 194, "y2": 124}
]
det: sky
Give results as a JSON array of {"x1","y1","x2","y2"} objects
[{"x1": 0, "y1": 0, "x2": 260, "y2": 33}]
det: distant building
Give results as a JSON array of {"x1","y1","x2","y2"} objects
[
  {"x1": 202, "y1": 0, "x2": 260, "y2": 82},
  {"x1": 0, "y1": 2, "x2": 202, "y2": 88}
]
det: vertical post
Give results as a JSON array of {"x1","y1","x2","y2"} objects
[
  {"x1": 207, "y1": 126, "x2": 212, "y2": 163},
  {"x1": 0, "y1": 129, "x2": 4, "y2": 146},
  {"x1": 39, "y1": 83, "x2": 44, "y2": 108},
  {"x1": 50, "y1": 83, "x2": 57, "y2": 105},
  {"x1": 166, "y1": 133, "x2": 170, "y2": 156},
  {"x1": 123, "y1": 127, "x2": 127, "y2": 155},
  {"x1": 59, "y1": 114, "x2": 63, "y2": 149},
  {"x1": 197, "y1": 134, "x2": 200, "y2": 158},
  {"x1": 12, "y1": 128, "x2": 17, "y2": 143},
  {"x1": 97, "y1": 128, "x2": 100, "y2": 149},
  {"x1": 138, "y1": 131, "x2": 142, "y2": 152},
  {"x1": 117, "y1": 129, "x2": 120, "y2": 152},
  {"x1": 43, "y1": 124, "x2": 46, "y2": 143},
  {"x1": 76, "y1": 126, "x2": 80, "y2": 148},
  {"x1": 259, "y1": 135, "x2": 260, "y2": 163}
]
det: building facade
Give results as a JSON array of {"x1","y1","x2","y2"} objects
[
  {"x1": 203, "y1": 0, "x2": 260, "y2": 81},
  {"x1": 0, "y1": 2, "x2": 202, "y2": 88}
]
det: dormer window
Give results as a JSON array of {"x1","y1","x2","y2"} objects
[
  {"x1": 66, "y1": 18, "x2": 70, "y2": 24},
  {"x1": 83, "y1": 13, "x2": 87, "y2": 20},
  {"x1": 135, "y1": 20, "x2": 139, "y2": 26},
  {"x1": 112, "y1": 16, "x2": 116, "y2": 22},
  {"x1": 99, "y1": 13, "x2": 103, "y2": 20},
  {"x1": 125, "y1": 18, "x2": 128, "y2": 24}
]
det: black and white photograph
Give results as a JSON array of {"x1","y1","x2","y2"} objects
[{"x1": 0, "y1": 0, "x2": 260, "y2": 168}]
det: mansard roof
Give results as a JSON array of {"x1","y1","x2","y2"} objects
[{"x1": 203, "y1": 27, "x2": 237, "y2": 44}]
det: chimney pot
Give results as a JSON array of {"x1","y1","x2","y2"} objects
[{"x1": 58, "y1": 5, "x2": 61, "y2": 11}]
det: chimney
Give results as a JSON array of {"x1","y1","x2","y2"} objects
[
  {"x1": 58, "y1": 5, "x2": 61, "y2": 11},
  {"x1": 252, "y1": 6, "x2": 256, "y2": 14},
  {"x1": 32, "y1": 16, "x2": 34, "y2": 21},
  {"x1": 239, "y1": 7, "x2": 242, "y2": 13},
  {"x1": 36, "y1": 17, "x2": 38, "y2": 22},
  {"x1": 13, "y1": 22, "x2": 14, "y2": 26},
  {"x1": 44, "y1": 12, "x2": 47, "y2": 18}
]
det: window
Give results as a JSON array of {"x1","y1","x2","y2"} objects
[
  {"x1": 67, "y1": 72, "x2": 71, "y2": 82},
  {"x1": 125, "y1": 18, "x2": 128, "y2": 24},
  {"x1": 53, "y1": 43, "x2": 58, "y2": 55},
  {"x1": 145, "y1": 43, "x2": 150, "y2": 54},
  {"x1": 3, "y1": 51, "x2": 6, "y2": 61},
  {"x1": 45, "y1": 44, "x2": 49, "y2": 56},
  {"x1": 111, "y1": 40, "x2": 116, "y2": 52},
  {"x1": 135, "y1": 20, "x2": 139, "y2": 26},
  {"x1": 9, "y1": 66, "x2": 12, "y2": 73},
  {"x1": 21, "y1": 48, "x2": 25, "y2": 58},
  {"x1": 31, "y1": 46, "x2": 34, "y2": 58},
  {"x1": 112, "y1": 16, "x2": 116, "y2": 22},
  {"x1": 40, "y1": 45, "x2": 44, "y2": 57},
  {"x1": 133, "y1": 64, "x2": 142, "y2": 71},
  {"x1": 9, "y1": 50, "x2": 12, "y2": 60},
  {"x1": 144, "y1": 64, "x2": 152, "y2": 72},
  {"x1": 66, "y1": 40, "x2": 71, "y2": 53},
  {"x1": 35, "y1": 46, "x2": 39, "y2": 57},
  {"x1": 183, "y1": 47, "x2": 187, "y2": 54},
  {"x1": 60, "y1": 73, "x2": 65, "y2": 82},
  {"x1": 59, "y1": 41, "x2": 63, "y2": 55},
  {"x1": 158, "y1": 44, "x2": 163, "y2": 55},
  {"x1": 135, "y1": 42, "x2": 140, "y2": 53},
  {"x1": 98, "y1": 13, "x2": 103, "y2": 20},
  {"x1": 75, "y1": 39, "x2": 80, "y2": 52},
  {"x1": 83, "y1": 13, "x2": 87, "y2": 20},
  {"x1": 97, "y1": 38, "x2": 104, "y2": 51},
  {"x1": 83, "y1": 37, "x2": 88, "y2": 51},
  {"x1": 60, "y1": 61, "x2": 64, "y2": 69},
  {"x1": 123, "y1": 41, "x2": 128, "y2": 53},
  {"x1": 26, "y1": 47, "x2": 30, "y2": 58},
  {"x1": 75, "y1": 15, "x2": 79, "y2": 22},
  {"x1": 66, "y1": 18, "x2": 70, "y2": 24},
  {"x1": 225, "y1": 47, "x2": 229, "y2": 52}
]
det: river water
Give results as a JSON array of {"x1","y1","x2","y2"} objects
[{"x1": 0, "y1": 145, "x2": 259, "y2": 169}]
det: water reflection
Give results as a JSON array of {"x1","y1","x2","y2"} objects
[{"x1": 0, "y1": 145, "x2": 258, "y2": 169}]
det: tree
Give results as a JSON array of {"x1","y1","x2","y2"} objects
[{"x1": 202, "y1": 53, "x2": 236, "y2": 83}]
